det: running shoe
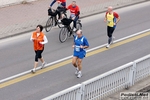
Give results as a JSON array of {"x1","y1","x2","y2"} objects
[
  {"x1": 58, "y1": 19, "x2": 61, "y2": 23},
  {"x1": 31, "y1": 68, "x2": 36, "y2": 73},
  {"x1": 73, "y1": 28, "x2": 77, "y2": 32},
  {"x1": 77, "y1": 72, "x2": 82, "y2": 78},
  {"x1": 106, "y1": 44, "x2": 110, "y2": 48},
  {"x1": 75, "y1": 69, "x2": 79, "y2": 76},
  {"x1": 41, "y1": 62, "x2": 46, "y2": 69}
]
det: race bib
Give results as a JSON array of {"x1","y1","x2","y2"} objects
[
  {"x1": 75, "y1": 46, "x2": 80, "y2": 52},
  {"x1": 107, "y1": 20, "x2": 113, "y2": 27}
]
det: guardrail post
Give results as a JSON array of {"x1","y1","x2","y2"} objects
[
  {"x1": 81, "y1": 83, "x2": 85, "y2": 100},
  {"x1": 132, "y1": 61, "x2": 137, "y2": 85},
  {"x1": 148, "y1": 58, "x2": 150, "y2": 75},
  {"x1": 76, "y1": 85, "x2": 83, "y2": 100},
  {"x1": 128, "y1": 62, "x2": 136, "y2": 87}
]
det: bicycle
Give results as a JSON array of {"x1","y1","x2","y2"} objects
[
  {"x1": 59, "y1": 18, "x2": 82, "y2": 43},
  {"x1": 45, "y1": 8, "x2": 67, "y2": 32}
]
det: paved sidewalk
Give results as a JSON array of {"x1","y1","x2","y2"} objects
[
  {"x1": 0, "y1": 0, "x2": 148, "y2": 39},
  {"x1": 104, "y1": 75, "x2": 150, "y2": 100}
]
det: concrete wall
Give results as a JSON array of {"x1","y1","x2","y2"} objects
[{"x1": 0, "y1": 0, "x2": 36, "y2": 7}]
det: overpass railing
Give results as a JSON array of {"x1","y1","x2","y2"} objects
[{"x1": 42, "y1": 54, "x2": 150, "y2": 100}]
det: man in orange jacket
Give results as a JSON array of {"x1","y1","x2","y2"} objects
[{"x1": 30, "y1": 25, "x2": 48, "y2": 73}]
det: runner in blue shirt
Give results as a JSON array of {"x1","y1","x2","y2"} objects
[{"x1": 72, "y1": 30, "x2": 89, "y2": 78}]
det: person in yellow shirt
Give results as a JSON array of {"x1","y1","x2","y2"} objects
[{"x1": 104, "y1": 6, "x2": 120, "y2": 48}]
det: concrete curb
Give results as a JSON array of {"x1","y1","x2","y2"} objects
[{"x1": 0, "y1": 0, "x2": 149, "y2": 40}]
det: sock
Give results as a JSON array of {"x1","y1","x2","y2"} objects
[
  {"x1": 78, "y1": 71, "x2": 81, "y2": 74},
  {"x1": 76, "y1": 67, "x2": 79, "y2": 71},
  {"x1": 42, "y1": 62, "x2": 45, "y2": 65},
  {"x1": 33, "y1": 68, "x2": 36, "y2": 71},
  {"x1": 108, "y1": 37, "x2": 112, "y2": 44}
]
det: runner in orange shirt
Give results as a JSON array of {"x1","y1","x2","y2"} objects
[{"x1": 30, "y1": 25, "x2": 48, "y2": 73}]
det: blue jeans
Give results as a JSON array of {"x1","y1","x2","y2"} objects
[{"x1": 70, "y1": 16, "x2": 79, "y2": 28}]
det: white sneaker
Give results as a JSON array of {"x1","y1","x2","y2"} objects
[
  {"x1": 73, "y1": 28, "x2": 77, "y2": 32},
  {"x1": 77, "y1": 72, "x2": 82, "y2": 78},
  {"x1": 31, "y1": 68, "x2": 36, "y2": 73},
  {"x1": 106, "y1": 44, "x2": 110, "y2": 48},
  {"x1": 75, "y1": 69, "x2": 79, "y2": 76},
  {"x1": 58, "y1": 19, "x2": 61, "y2": 23},
  {"x1": 41, "y1": 62, "x2": 46, "y2": 69},
  {"x1": 61, "y1": 25, "x2": 64, "y2": 27}
]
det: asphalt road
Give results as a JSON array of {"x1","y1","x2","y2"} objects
[{"x1": 0, "y1": 2, "x2": 150, "y2": 100}]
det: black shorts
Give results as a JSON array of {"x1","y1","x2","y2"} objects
[{"x1": 35, "y1": 50, "x2": 43, "y2": 62}]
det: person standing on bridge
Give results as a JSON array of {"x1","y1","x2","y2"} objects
[
  {"x1": 72, "y1": 30, "x2": 89, "y2": 78},
  {"x1": 30, "y1": 25, "x2": 48, "y2": 73},
  {"x1": 104, "y1": 6, "x2": 120, "y2": 48}
]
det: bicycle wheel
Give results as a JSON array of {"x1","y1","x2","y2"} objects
[
  {"x1": 59, "y1": 27, "x2": 69, "y2": 43},
  {"x1": 45, "y1": 17, "x2": 53, "y2": 32},
  {"x1": 76, "y1": 21, "x2": 82, "y2": 30}
]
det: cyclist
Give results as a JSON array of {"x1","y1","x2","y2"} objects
[
  {"x1": 72, "y1": 30, "x2": 89, "y2": 78},
  {"x1": 30, "y1": 25, "x2": 48, "y2": 73},
  {"x1": 50, "y1": 0, "x2": 66, "y2": 23},
  {"x1": 104, "y1": 6, "x2": 120, "y2": 48},
  {"x1": 66, "y1": 1, "x2": 80, "y2": 31}
]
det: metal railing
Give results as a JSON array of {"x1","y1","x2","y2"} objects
[
  {"x1": 134, "y1": 54, "x2": 150, "y2": 83},
  {"x1": 42, "y1": 84, "x2": 82, "y2": 100},
  {"x1": 81, "y1": 62, "x2": 132, "y2": 100},
  {"x1": 42, "y1": 54, "x2": 150, "y2": 100}
]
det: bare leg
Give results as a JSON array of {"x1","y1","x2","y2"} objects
[
  {"x1": 32, "y1": 61, "x2": 38, "y2": 73},
  {"x1": 34, "y1": 62, "x2": 38, "y2": 69},
  {"x1": 77, "y1": 58, "x2": 82, "y2": 71},
  {"x1": 72, "y1": 56, "x2": 78, "y2": 68},
  {"x1": 40, "y1": 57, "x2": 44, "y2": 63}
]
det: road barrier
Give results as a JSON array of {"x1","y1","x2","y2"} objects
[{"x1": 42, "y1": 54, "x2": 150, "y2": 100}]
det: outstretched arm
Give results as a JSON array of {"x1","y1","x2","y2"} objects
[{"x1": 50, "y1": 0, "x2": 56, "y2": 7}]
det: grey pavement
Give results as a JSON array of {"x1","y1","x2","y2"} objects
[{"x1": 0, "y1": 0, "x2": 149, "y2": 39}]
